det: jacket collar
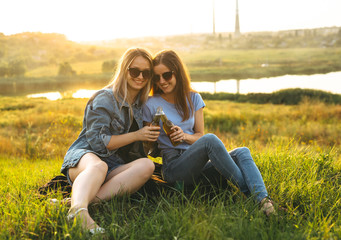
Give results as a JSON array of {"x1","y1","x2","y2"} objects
[{"x1": 113, "y1": 89, "x2": 142, "y2": 108}]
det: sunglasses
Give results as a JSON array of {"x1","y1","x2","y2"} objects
[
  {"x1": 128, "y1": 68, "x2": 152, "y2": 79},
  {"x1": 153, "y1": 71, "x2": 174, "y2": 82}
]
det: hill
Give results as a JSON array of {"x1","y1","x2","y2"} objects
[
  {"x1": 0, "y1": 27, "x2": 341, "y2": 85},
  {"x1": 0, "y1": 32, "x2": 119, "y2": 76}
]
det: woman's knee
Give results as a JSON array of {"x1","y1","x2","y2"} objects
[
  {"x1": 238, "y1": 147, "x2": 251, "y2": 155},
  {"x1": 69, "y1": 153, "x2": 108, "y2": 181},
  {"x1": 230, "y1": 146, "x2": 250, "y2": 154},
  {"x1": 230, "y1": 147, "x2": 253, "y2": 162},
  {"x1": 201, "y1": 133, "x2": 226, "y2": 151},
  {"x1": 135, "y1": 158, "x2": 155, "y2": 176},
  {"x1": 90, "y1": 160, "x2": 108, "y2": 174},
  {"x1": 201, "y1": 133, "x2": 221, "y2": 145},
  {"x1": 79, "y1": 153, "x2": 108, "y2": 175}
]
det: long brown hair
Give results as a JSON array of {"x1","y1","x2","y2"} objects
[
  {"x1": 152, "y1": 50, "x2": 195, "y2": 121},
  {"x1": 107, "y1": 47, "x2": 153, "y2": 107}
]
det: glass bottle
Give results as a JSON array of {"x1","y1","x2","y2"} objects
[
  {"x1": 151, "y1": 106, "x2": 163, "y2": 127},
  {"x1": 159, "y1": 107, "x2": 181, "y2": 147},
  {"x1": 145, "y1": 107, "x2": 163, "y2": 154}
]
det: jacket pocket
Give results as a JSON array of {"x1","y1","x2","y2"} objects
[{"x1": 110, "y1": 118, "x2": 125, "y2": 134}]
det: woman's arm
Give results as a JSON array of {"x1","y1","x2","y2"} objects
[
  {"x1": 106, "y1": 125, "x2": 160, "y2": 151},
  {"x1": 170, "y1": 107, "x2": 204, "y2": 145},
  {"x1": 184, "y1": 107, "x2": 204, "y2": 144}
]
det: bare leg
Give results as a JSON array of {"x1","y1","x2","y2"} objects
[
  {"x1": 67, "y1": 154, "x2": 155, "y2": 230},
  {"x1": 68, "y1": 153, "x2": 108, "y2": 230},
  {"x1": 95, "y1": 158, "x2": 155, "y2": 201}
]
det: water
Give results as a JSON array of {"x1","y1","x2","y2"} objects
[
  {"x1": 27, "y1": 89, "x2": 97, "y2": 100},
  {"x1": 191, "y1": 71, "x2": 341, "y2": 94},
  {"x1": 71, "y1": 89, "x2": 97, "y2": 98},
  {"x1": 27, "y1": 92, "x2": 62, "y2": 101},
  {"x1": 27, "y1": 72, "x2": 341, "y2": 100}
]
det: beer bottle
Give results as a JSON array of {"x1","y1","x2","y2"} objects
[
  {"x1": 151, "y1": 106, "x2": 163, "y2": 126},
  {"x1": 145, "y1": 107, "x2": 163, "y2": 154},
  {"x1": 160, "y1": 108, "x2": 181, "y2": 147}
]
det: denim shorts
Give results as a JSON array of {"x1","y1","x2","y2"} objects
[{"x1": 66, "y1": 152, "x2": 125, "y2": 186}]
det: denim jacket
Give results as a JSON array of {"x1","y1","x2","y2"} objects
[{"x1": 61, "y1": 87, "x2": 144, "y2": 175}]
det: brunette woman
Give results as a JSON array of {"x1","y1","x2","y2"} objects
[{"x1": 143, "y1": 50, "x2": 275, "y2": 216}]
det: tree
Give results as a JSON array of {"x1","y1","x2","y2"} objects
[
  {"x1": 8, "y1": 60, "x2": 26, "y2": 77},
  {"x1": 58, "y1": 62, "x2": 76, "y2": 76},
  {"x1": 0, "y1": 65, "x2": 7, "y2": 77},
  {"x1": 102, "y1": 59, "x2": 117, "y2": 73}
]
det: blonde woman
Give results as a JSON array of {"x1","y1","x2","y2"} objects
[{"x1": 61, "y1": 48, "x2": 160, "y2": 233}]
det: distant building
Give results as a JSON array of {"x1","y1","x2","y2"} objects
[
  {"x1": 235, "y1": 0, "x2": 241, "y2": 37},
  {"x1": 278, "y1": 27, "x2": 341, "y2": 37},
  {"x1": 213, "y1": 0, "x2": 216, "y2": 35}
]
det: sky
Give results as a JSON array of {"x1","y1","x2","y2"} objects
[{"x1": 1, "y1": 0, "x2": 341, "y2": 42}]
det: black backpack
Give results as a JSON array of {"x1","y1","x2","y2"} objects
[{"x1": 38, "y1": 175, "x2": 71, "y2": 198}]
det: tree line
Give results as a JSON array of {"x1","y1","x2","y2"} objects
[
  {"x1": 0, "y1": 32, "x2": 118, "y2": 78},
  {"x1": 0, "y1": 60, "x2": 26, "y2": 77}
]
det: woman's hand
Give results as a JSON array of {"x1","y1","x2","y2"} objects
[
  {"x1": 170, "y1": 125, "x2": 185, "y2": 143},
  {"x1": 136, "y1": 125, "x2": 160, "y2": 142}
]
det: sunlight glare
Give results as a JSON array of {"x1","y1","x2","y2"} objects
[
  {"x1": 72, "y1": 89, "x2": 97, "y2": 98},
  {"x1": 2, "y1": 0, "x2": 341, "y2": 41},
  {"x1": 27, "y1": 92, "x2": 62, "y2": 101}
]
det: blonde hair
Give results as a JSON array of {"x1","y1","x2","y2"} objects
[{"x1": 107, "y1": 47, "x2": 153, "y2": 108}]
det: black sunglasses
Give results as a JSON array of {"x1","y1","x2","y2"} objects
[
  {"x1": 153, "y1": 71, "x2": 174, "y2": 82},
  {"x1": 128, "y1": 68, "x2": 152, "y2": 79}
]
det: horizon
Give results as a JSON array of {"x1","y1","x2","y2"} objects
[
  {"x1": 0, "y1": 25, "x2": 341, "y2": 43},
  {"x1": 2, "y1": 24, "x2": 341, "y2": 44},
  {"x1": 1, "y1": 0, "x2": 341, "y2": 42}
]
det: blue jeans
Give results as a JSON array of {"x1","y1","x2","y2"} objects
[{"x1": 162, "y1": 134, "x2": 268, "y2": 203}]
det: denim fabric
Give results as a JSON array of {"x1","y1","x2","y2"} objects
[
  {"x1": 61, "y1": 87, "x2": 144, "y2": 175},
  {"x1": 162, "y1": 133, "x2": 268, "y2": 203}
]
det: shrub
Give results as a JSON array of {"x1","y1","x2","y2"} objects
[
  {"x1": 201, "y1": 88, "x2": 341, "y2": 105},
  {"x1": 58, "y1": 62, "x2": 76, "y2": 76},
  {"x1": 102, "y1": 59, "x2": 117, "y2": 73}
]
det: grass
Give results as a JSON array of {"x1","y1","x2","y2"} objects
[
  {"x1": 8, "y1": 47, "x2": 341, "y2": 81},
  {"x1": 0, "y1": 96, "x2": 340, "y2": 239},
  {"x1": 25, "y1": 60, "x2": 106, "y2": 78},
  {"x1": 2, "y1": 47, "x2": 341, "y2": 96},
  {"x1": 182, "y1": 48, "x2": 341, "y2": 81}
]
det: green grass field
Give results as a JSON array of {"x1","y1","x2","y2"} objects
[
  {"x1": 8, "y1": 47, "x2": 341, "y2": 82},
  {"x1": 2, "y1": 47, "x2": 341, "y2": 97},
  {"x1": 182, "y1": 48, "x2": 341, "y2": 81},
  {"x1": 0, "y1": 96, "x2": 340, "y2": 239}
]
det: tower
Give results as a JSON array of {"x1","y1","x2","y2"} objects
[
  {"x1": 213, "y1": 0, "x2": 216, "y2": 35},
  {"x1": 235, "y1": 0, "x2": 241, "y2": 37}
]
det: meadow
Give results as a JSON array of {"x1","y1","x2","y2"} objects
[
  {"x1": 0, "y1": 95, "x2": 340, "y2": 239},
  {"x1": 23, "y1": 47, "x2": 341, "y2": 81},
  {"x1": 2, "y1": 31, "x2": 341, "y2": 99},
  {"x1": 3, "y1": 46, "x2": 341, "y2": 98}
]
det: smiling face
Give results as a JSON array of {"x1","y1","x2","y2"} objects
[
  {"x1": 153, "y1": 64, "x2": 176, "y2": 95},
  {"x1": 127, "y1": 55, "x2": 151, "y2": 94}
]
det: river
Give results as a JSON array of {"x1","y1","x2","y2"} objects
[
  {"x1": 27, "y1": 71, "x2": 341, "y2": 100},
  {"x1": 192, "y1": 71, "x2": 341, "y2": 94}
]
